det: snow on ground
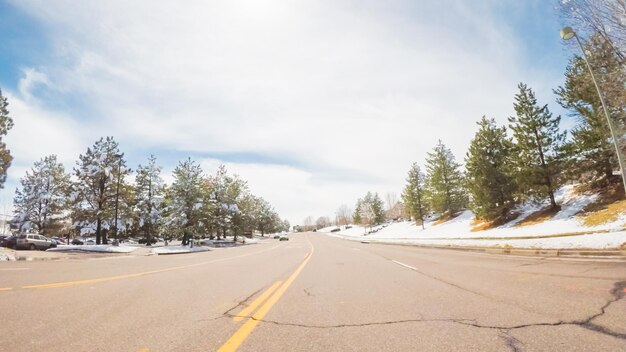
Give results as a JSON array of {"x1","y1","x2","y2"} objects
[
  {"x1": 49, "y1": 245, "x2": 139, "y2": 253},
  {"x1": 321, "y1": 185, "x2": 626, "y2": 249},
  {"x1": 0, "y1": 250, "x2": 16, "y2": 261},
  {"x1": 151, "y1": 245, "x2": 210, "y2": 254}
]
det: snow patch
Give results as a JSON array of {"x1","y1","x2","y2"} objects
[
  {"x1": 151, "y1": 245, "x2": 210, "y2": 254},
  {"x1": 48, "y1": 245, "x2": 138, "y2": 253}
]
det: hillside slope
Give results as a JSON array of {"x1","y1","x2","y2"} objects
[{"x1": 321, "y1": 185, "x2": 626, "y2": 249}]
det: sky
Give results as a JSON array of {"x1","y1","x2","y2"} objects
[{"x1": 0, "y1": 0, "x2": 576, "y2": 225}]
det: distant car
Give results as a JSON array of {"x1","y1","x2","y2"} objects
[
  {"x1": 138, "y1": 237, "x2": 157, "y2": 244},
  {"x1": 0, "y1": 235, "x2": 18, "y2": 249},
  {"x1": 273, "y1": 235, "x2": 280, "y2": 239},
  {"x1": 51, "y1": 237, "x2": 67, "y2": 245},
  {"x1": 71, "y1": 238, "x2": 84, "y2": 245},
  {"x1": 279, "y1": 235, "x2": 289, "y2": 241},
  {"x1": 16, "y1": 234, "x2": 57, "y2": 250},
  {"x1": 85, "y1": 239, "x2": 96, "y2": 245}
]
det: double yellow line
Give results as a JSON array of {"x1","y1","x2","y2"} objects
[{"x1": 218, "y1": 249, "x2": 314, "y2": 352}]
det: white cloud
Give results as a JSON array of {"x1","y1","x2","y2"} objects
[{"x1": 3, "y1": 0, "x2": 569, "y2": 224}]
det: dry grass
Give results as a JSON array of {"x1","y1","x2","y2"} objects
[
  {"x1": 470, "y1": 218, "x2": 492, "y2": 232},
  {"x1": 515, "y1": 206, "x2": 561, "y2": 227},
  {"x1": 433, "y1": 212, "x2": 459, "y2": 225},
  {"x1": 471, "y1": 212, "x2": 520, "y2": 232},
  {"x1": 579, "y1": 199, "x2": 626, "y2": 226}
]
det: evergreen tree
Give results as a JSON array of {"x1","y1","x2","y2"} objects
[
  {"x1": 555, "y1": 35, "x2": 626, "y2": 187},
  {"x1": 135, "y1": 155, "x2": 164, "y2": 245},
  {"x1": 352, "y1": 198, "x2": 362, "y2": 224},
  {"x1": 425, "y1": 140, "x2": 466, "y2": 215},
  {"x1": 465, "y1": 117, "x2": 517, "y2": 222},
  {"x1": 509, "y1": 83, "x2": 567, "y2": 209},
  {"x1": 225, "y1": 174, "x2": 248, "y2": 242},
  {"x1": 370, "y1": 192, "x2": 385, "y2": 224},
  {"x1": 0, "y1": 89, "x2": 14, "y2": 189},
  {"x1": 13, "y1": 155, "x2": 70, "y2": 235},
  {"x1": 354, "y1": 192, "x2": 385, "y2": 231},
  {"x1": 164, "y1": 158, "x2": 204, "y2": 245},
  {"x1": 402, "y1": 163, "x2": 428, "y2": 228},
  {"x1": 71, "y1": 137, "x2": 130, "y2": 244}
]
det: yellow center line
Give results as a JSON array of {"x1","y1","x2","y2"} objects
[
  {"x1": 218, "y1": 235, "x2": 315, "y2": 352},
  {"x1": 233, "y1": 280, "x2": 283, "y2": 322},
  {"x1": 2, "y1": 242, "x2": 283, "y2": 292}
]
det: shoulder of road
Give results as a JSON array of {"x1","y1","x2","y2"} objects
[{"x1": 2, "y1": 240, "x2": 625, "y2": 262}]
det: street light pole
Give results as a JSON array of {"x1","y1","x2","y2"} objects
[
  {"x1": 560, "y1": 27, "x2": 626, "y2": 194},
  {"x1": 113, "y1": 153, "x2": 123, "y2": 244}
]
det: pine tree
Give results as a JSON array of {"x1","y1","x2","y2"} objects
[
  {"x1": 164, "y1": 158, "x2": 204, "y2": 245},
  {"x1": 402, "y1": 163, "x2": 428, "y2": 228},
  {"x1": 509, "y1": 83, "x2": 567, "y2": 209},
  {"x1": 71, "y1": 137, "x2": 130, "y2": 244},
  {"x1": 555, "y1": 34, "x2": 626, "y2": 187},
  {"x1": 13, "y1": 155, "x2": 70, "y2": 235},
  {"x1": 352, "y1": 198, "x2": 362, "y2": 225},
  {"x1": 370, "y1": 192, "x2": 385, "y2": 224},
  {"x1": 0, "y1": 89, "x2": 14, "y2": 189},
  {"x1": 425, "y1": 140, "x2": 466, "y2": 215},
  {"x1": 135, "y1": 155, "x2": 164, "y2": 245},
  {"x1": 465, "y1": 117, "x2": 517, "y2": 222}
]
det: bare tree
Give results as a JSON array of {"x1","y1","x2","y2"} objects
[
  {"x1": 559, "y1": 0, "x2": 626, "y2": 63},
  {"x1": 315, "y1": 216, "x2": 331, "y2": 229},
  {"x1": 384, "y1": 192, "x2": 398, "y2": 212},
  {"x1": 302, "y1": 216, "x2": 314, "y2": 231},
  {"x1": 335, "y1": 204, "x2": 352, "y2": 226}
]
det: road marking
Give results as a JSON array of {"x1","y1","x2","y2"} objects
[
  {"x1": 233, "y1": 281, "x2": 283, "y2": 322},
  {"x1": 0, "y1": 287, "x2": 13, "y2": 292},
  {"x1": 218, "y1": 235, "x2": 314, "y2": 352},
  {"x1": 0, "y1": 268, "x2": 30, "y2": 271},
  {"x1": 391, "y1": 260, "x2": 417, "y2": 271},
  {"x1": 1, "y1": 243, "x2": 283, "y2": 292}
]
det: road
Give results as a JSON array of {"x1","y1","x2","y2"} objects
[{"x1": 1, "y1": 233, "x2": 625, "y2": 351}]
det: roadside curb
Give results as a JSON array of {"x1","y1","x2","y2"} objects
[
  {"x1": 153, "y1": 248, "x2": 211, "y2": 255},
  {"x1": 358, "y1": 240, "x2": 626, "y2": 259}
]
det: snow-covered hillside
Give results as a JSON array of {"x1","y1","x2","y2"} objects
[{"x1": 320, "y1": 185, "x2": 626, "y2": 249}]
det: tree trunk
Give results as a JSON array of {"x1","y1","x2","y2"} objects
[{"x1": 96, "y1": 217, "x2": 102, "y2": 245}]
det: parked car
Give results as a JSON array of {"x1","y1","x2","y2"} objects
[
  {"x1": 138, "y1": 237, "x2": 157, "y2": 244},
  {"x1": 0, "y1": 235, "x2": 18, "y2": 249},
  {"x1": 279, "y1": 235, "x2": 289, "y2": 241},
  {"x1": 16, "y1": 234, "x2": 57, "y2": 250},
  {"x1": 51, "y1": 237, "x2": 67, "y2": 245},
  {"x1": 71, "y1": 238, "x2": 84, "y2": 245}
]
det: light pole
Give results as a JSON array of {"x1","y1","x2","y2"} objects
[
  {"x1": 113, "y1": 153, "x2": 123, "y2": 244},
  {"x1": 561, "y1": 27, "x2": 626, "y2": 194}
]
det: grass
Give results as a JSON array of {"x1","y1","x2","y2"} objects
[
  {"x1": 515, "y1": 206, "x2": 561, "y2": 227},
  {"x1": 433, "y1": 212, "x2": 459, "y2": 225},
  {"x1": 470, "y1": 219, "x2": 493, "y2": 232},
  {"x1": 579, "y1": 199, "x2": 626, "y2": 226},
  {"x1": 577, "y1": 182, "x2": 626, "y2": 226},
  {"x1": 470, "y1": 212, "x2": 520, "y2": 232}
]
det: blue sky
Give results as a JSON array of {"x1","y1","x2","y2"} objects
[{"x1": 0, "y1": 0, "x2": 575, "y2": 224}]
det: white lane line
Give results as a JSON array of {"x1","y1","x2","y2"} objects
[
  {"x1": 391, "y1": 260, "x2": 417, "y2": 271},
  {"x1": 0, "y1": 268, "x2": 30, "y2": 271}
]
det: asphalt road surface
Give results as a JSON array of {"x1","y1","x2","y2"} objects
[{"x1": 1, "y1": 233, "x2": 625, "y2": 351}]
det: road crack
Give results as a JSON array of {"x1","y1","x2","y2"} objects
[
  {"x1": 239, "y1": 281, "x2": 626, "y2": 342},
  {"x1": 221, "y1": 287, "x2": 263, "y2": 316}
]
